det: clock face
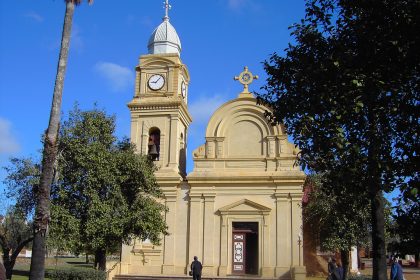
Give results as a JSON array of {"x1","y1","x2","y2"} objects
[
  {"x1": 148, "y1": 74, "x2": 165, "y2": 90},
  {"x1": 181, "y1": 81, "x2": 187, "y2": 98}
]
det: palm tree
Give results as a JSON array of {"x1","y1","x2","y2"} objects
[{"x1": 29, "y1": 1, "x2": 92, "y2": 279}]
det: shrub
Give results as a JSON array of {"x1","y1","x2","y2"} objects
[
  {"x1": 347, "y1": 274, "x2": 372, "y2": 280},
  {"x1": 49, "y1": 268, "x2": 106, "y2": 280}
]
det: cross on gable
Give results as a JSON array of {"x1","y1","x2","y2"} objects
[{"x1": 234, "y1": 66, "x2": 259, "y2": 94}]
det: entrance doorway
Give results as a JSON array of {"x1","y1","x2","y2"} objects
[{"x1": 232, "y1": 222, "x2": 258, "y2": 275}]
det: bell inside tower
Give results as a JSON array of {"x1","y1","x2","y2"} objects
[{"x1": 148, "y1": 128, "x2": 160, "y2": 161}]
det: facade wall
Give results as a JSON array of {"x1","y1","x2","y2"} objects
[
  {"x1": 120, "y1": 182, "x2": 305, "y2": 278},
  {"x1": 121, "y1": 52, "x2": 306, "y2": 279}
]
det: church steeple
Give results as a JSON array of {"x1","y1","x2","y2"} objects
[
  {"x1": 128, "y1": 0, "x2": 191, "y2": 178},
  {"x1": 147, "y1": 0, "x2": 182, "y2": 56}
]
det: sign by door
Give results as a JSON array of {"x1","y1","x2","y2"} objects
[{"x1": 232, "y1": 232, "x2": 246, "y2": 274}]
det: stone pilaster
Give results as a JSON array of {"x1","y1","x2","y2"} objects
[
  {"x1": 291, "y1": 193, "x2": 303, "y2": 267},
  {"x1": 130, "y1": 117, "x2": 140, "y2": 151},
  {"x1": 168, "y1": 115, "x2": 178, "y2": 168},
  {"x1": 162, "y1": 193, "x2": 177, "y2": 274},
  {"x1": 275, "y1": 192, "x2": 292, "y2": 277},
  {"x1": 188, "y1": 195, "x2": 203, "y2": 265},
  {"x1": 218, "y1": 215, "x2": 228, "y2": 276},
  {"x1": 277, "y1": 135, "x2": 288, "y2": 155},
  {"x1": 261, "y1": 213, "x2": 274, "y2": 277},
  {"x1": 205, "y1": 137, "x2": 215, "y2": 158},
  {"x1": 202, "y1": 194, "x2": 216, "y2": 275},
  {"x1": 215, "y1": 137, "x2": 225, "y2": 158},
  {"x1": 267, "y1": 136, "x2": 277, "y2": 157},
  {"x1": 140, "y1": 120, "x2": 148, "y2": 155},
  {"x1": 159, "y1": 133, "x2": 166, "y2": 169}
]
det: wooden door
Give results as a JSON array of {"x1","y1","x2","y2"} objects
[{"x1": 232, "y1": 232, "x2": 246, "y2": 274}]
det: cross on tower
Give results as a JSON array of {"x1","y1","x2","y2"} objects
[
  {"x1": 234, "y1": 66, "x2": 259, "y2": 94},
  {"x1": 163, "y1": 0, "x2": 171, "y2": 20}
]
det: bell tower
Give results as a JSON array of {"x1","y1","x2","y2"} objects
[{"x1": 128, "y1": 1, "x2": 191, "y2": 178}]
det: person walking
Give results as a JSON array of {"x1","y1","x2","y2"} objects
[
  {"x1": 390, "y1": 256, "x2": 404, "y2": 280},
  {"x1": 190, "y1": 256, "x2": 203, "y2": 280}
]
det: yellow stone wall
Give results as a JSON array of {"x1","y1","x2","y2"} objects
[{"x1": 121, "y1": 52, "x2": 306, "y2": 279}]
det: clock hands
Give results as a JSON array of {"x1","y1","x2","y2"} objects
[
  {"x1": 151, "y1": 76, "x2": 161, "y2": 84},
  {"x1": 148, "y1": 74, "x2": 165, "y2": 90}
]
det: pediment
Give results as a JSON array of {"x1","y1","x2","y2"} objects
[{"x1": 218, "y1": 199, "x2": 271, "y2": 215}]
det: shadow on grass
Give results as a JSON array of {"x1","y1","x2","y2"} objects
[
  {"x1": 72, "y1": 264, "x2": 94, "y2": 268},
  {"x1": 66, "y1": 261, "x2": 92, "y2": 265},
  {"x1": 12, "y1": 269, "x2": 29, "y2": 276}
]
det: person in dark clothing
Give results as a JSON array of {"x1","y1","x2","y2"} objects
[
  {"x1": 390, "y1": 256, "x2": 404, "y2": 280},
  {"x1": 336, "y1": 261, "x2": 344, "y2": 280},
  {"x1": 327, "y1": 257, "x2": 336, "y2": 280},
  {"x1": 327, "y1": 257, "x2": 342, "y2": 280},
  {"x1": 190, "y1": 256, "x2": 203, "y2": 280}
]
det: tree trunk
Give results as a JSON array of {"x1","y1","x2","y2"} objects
[
  {"x1": 1, "y1": 236, "x2": 33, "y2": 280},
  {"x1": 3, "y1": 249, "x2": 12, "y2": 280},
  {"x1": 370, "y1": 190, "x2": 387, "y2": 280},
  {"x1": 340, "y1": 249, "x2": 349, "y2": 280},
  {"x1": 29, "y1": 2, "x2": 75, "y2": 280},
  {"x1": 95, "y1": 249, "x2": 107, "y2": 271},
  {"x1": 366, "y1": 88, "x2": 387, "y2": 280}
]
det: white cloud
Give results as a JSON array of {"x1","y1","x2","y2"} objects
[
  {"x1": 47, "y1": 24, "x2": 84, "y2": 52},
  {"x1": 189, "y1": 94, "x2": 227, "y2": 125},
  {"x1": 71, "y1": 25, "x2": 84, "y2": 51},
  {"x1": 94, "y1": 62, "x2": 134, "y2": 92},
  {"x1": 24, "y1": 11, "x2": 44, "y2": 22},
  {"x1": 228, "y1": 0, "x2": 247, "y2": 10},
  {"x1": 227, "y1": 0, "x2": 261, "y2": 12},
  {"x1": 0, "y1": 118, "x2": 20, "y2": 155},
  {"x1": 139, "y1": 16, "x2": 154, "y2": 29}
]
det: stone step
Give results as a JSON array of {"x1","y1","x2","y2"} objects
[{"x1": 113, "y1": 275, "x2": 278, "y2": 280}]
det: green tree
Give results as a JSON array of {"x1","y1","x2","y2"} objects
[
  {"x1": 2, "y1": 157, "x2": 40, "y2": 279},
  {"x1": 303, "y1": 174, "x2": 371, "y2": 279},
  {"x1": 0, "y1": 207, "x2": 33, "y2": 280},
  {"x1": 49, "y1": 106, "x2": 167, "y2": 271},
  {"x1": 31, "y1": 0, "x2": 92, "y2": 279},
  {"x1": 392, "y1": 200, "x2": 420, "y2": 266},
  {"x1": 258, "y1": 1, "x2": 419, "y2": 279},
  {"x1": 3, "y1": 157, "x2": 40, "y2": 217},
  {"x1": 304, "y1": 174, "x2": 394, "y2": 279}
]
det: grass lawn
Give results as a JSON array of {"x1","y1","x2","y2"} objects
[
  {"x1": 11, "y1": 256, "x2": 94, "y2": 280},
  {"x1": 9, "y1": 276, "x2": 43, "y2": 280}
]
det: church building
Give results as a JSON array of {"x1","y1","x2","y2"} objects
[{"x1": 114, "y1": 2, "x2": 306, "y2": 279}]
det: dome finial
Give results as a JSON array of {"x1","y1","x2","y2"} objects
[
  {"x1": 148, "y1": 0, "x2": 181, "y2": 56},
  {"x1": 163, "y1": 0, "x2": 171, "y2": 20}
]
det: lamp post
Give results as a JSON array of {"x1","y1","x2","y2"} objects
[{"x1": 298, "y1": 233, "x2": 302, "y2": 266}]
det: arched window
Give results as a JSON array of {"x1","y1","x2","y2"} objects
[
  {"x1": 179, "y1": 132, "x2": 186, "y2": 178},
  {"x1": 148, "y1": 128, "x2": 160, "y2": 161}
]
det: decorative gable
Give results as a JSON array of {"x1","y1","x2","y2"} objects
[{"x1": 218, "y1": 199, "x2": 271, "y2": 216}]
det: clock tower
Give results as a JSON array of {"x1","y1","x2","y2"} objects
[{"x1": 128, "y1": 1, "x2": 191, "y2": 178}]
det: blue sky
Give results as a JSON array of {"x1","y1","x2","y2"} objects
[
  {"x1": 0, "y1": 0, "x2": 403, "y2": 214},
  {"x1": 0, "y1": 0, "x2": 306, "y2": 201},
  {"x1": 2, "y1": 0, "x2": 398, "y2": 211}
]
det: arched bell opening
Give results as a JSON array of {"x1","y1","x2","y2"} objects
[
  {"x1": 179, "y1": 132, "x2": 186, "y2": 178},
  {"x1": 148, "y1": 127, "x2": 160, "y2": 161}
]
